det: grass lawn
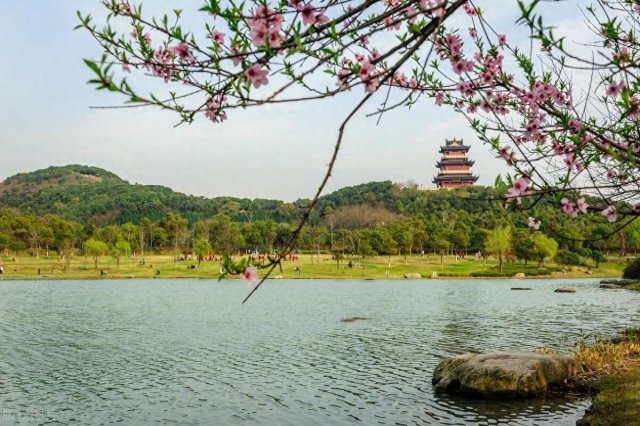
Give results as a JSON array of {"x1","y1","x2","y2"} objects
[
  {"x1": 0, "y1": 252, "x2": 627, "y2": 280},
  {"x1": 584, "y1": 366, "x2": 640, "y2": 426}
]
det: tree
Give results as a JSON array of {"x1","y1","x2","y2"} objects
[
  {"x1": 532, "y1": 233, "x2": 558, "y2": 267},
  {"x1": 512, "y1": 230, "x2": 536, "y2": 266},
  {"x1": 591, "y1": 251, "x2": 606, "y2": 269},
  {"x1": 110, "y1": 240, "x2": 131, "y2": 270},
  {"x1": 484, "y1": 227, "x2": 511, "y2": 275},
  {"x1": 85, "y1": 238, "x2": 108, "y2": 270},
  {"x1": 162, "y1": 212, "x2": 187, "y2": 265},
  {"x1": 193, "y1": 237, "x2": 211, "y2": 267},
  {"x1": 431, "y1": 231, "x2": 450, "y2": 271}
]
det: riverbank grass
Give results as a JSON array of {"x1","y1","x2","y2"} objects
[
  {"x1": 583, "y1": 366, "x2": 640, "y2": 425},
  {"x1": 0, "y1": 252, "x2": 627, "y2": 280},
  {"x1": 575, "y1": 328, "x2": 640, "y2": 426}
]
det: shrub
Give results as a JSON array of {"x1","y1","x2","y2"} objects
[
  {"x1": 554, "y1": 249, "x2": 583, "y2": 266},
  {"x1": 623, "y1": 259, "x2": 640, "y2": 279}
]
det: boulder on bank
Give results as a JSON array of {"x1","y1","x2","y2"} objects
[
  {"x1": 513, "y1": 273, "x2": 526, "y2": 278},
  {"x1": 432, "y1": 352, "x2": 578, "y2": 397},
  {"x1": 600, "y1": 278, "x2": 639, "y2": 286},
  {"x1": 554, "y1": 288, "x2": 576, "y2": 293},
  {"x1": 600, "y1": 284, "x2": 623, "y2": 289},
  {"x1": 404, "y1": 273, "x2": 422, "y2": 279}
]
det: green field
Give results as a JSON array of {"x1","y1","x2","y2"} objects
[{"x1": 0, "y1": 252, "x2": 627, "y2": 280}]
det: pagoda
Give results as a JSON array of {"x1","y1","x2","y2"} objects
[{"x1": 432, "y1": 138, "x2": 479, "y2": 189}]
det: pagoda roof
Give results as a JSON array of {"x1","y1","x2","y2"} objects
[
  {"x1": 439, "y1": 138, "x2": 471, "y2": 152},
  {"x1": 432, "y1": 174, "x2": 479, "y2": 183},
  {"x1": 436, "y1": 159, "x2": 475, "y2": 167}
]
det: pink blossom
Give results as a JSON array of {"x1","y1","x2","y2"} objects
[
  {"x1": 561, "y1": 198, "x2": 577, "y2": 218},
  {"x1": 384, "y1": 16, "x2": 400, "y2": 31},
  {"x1": 211, "y1": 30, "x2": 225, "y2": 45},
  {"x1": 606, "y1": 81, "x2": 624, "y2": 97},
  {"x1": 577, "y1": 197, "x2": 588, "y2": 214},
  {"x1": 122, "y1": 62, "x2": 131, "y2": 73},
  {"x1": 497, "y1": 34, "x2": 507, "y2": 47},
  {"x1": 336, "y1": 69, "x2": 350, "y2": 88},
  {"x1": 247, "y1": 5, "x2": 283, "y2": 48},
  {"x1": 205, "y1": 97, "x2": 227, "y2": 123},
  {"x1": 499, "y1": 146, "x2": 514, "y2": 165},
  {"x1": 230, "y1": 47, "x2": 242, "y2": 66},
  {"x1": 364, "y1": 78, "x2": 379, "y2": 93},
  {"x1": 358, "y1": 61, "x2": 375, "y2": 80},
  {"x1": 434, "y1": 91, "x2": 444, "y2": 106},
  {"x1": 301, "y1": 4, "x2": 316, "y2": 25},
  {"x1": 369, "y1": 49, "x2": 381, "y2": 62},
  {"x1": 463, "y1": 3, "x2": 477, "y2": 16},
  {"x1": 513, "y1": 176, "x2": 531, "y2": 193},
  {"x1": 243, "y1": 267, "x2": 258, "y2": 283},
  {"x1": 601, "y1": 206, "x2": 617, "y2": 223},
  {"x1": 168, "y1": 42, "x2": 196, "y2": 65},
  {"x1": 315, "y1": 12, "x2": 329, "y2": 26},
  {"x1": 244, "y1": 64, "x2": 269, "y2": 88},
  {"x1": 568, "y1": 118, "x2": 582, "y2": 133},
  {"x1": 528, "y1": 217, "x2": 541, "y2": 230}
]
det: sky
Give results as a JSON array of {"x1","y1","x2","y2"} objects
[{"x1": 0, "y1": 1, "x2": 584, "y2": 201}]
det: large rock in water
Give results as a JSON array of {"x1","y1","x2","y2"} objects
[{"x1": 432, "y1": 352, "x2": 578, "y2": 397}]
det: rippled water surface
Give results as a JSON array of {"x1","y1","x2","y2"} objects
[{"x1": 2, "y1": 278, "x2": 640, "y2": 425}]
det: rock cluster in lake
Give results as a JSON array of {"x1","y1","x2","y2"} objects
[{"x1": 432, "y1": 352, "x2": 578, "y2": 397}]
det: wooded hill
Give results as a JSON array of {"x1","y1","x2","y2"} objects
[{"x1": 0, "y1": 165, "x2": 500, "y2": 225}]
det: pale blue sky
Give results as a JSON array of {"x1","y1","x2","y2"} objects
[{"x1": 0, "y1": 1, "x2": 582, "y2": 200}]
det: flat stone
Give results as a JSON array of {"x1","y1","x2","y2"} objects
[
  {"x1": 341, "y1": 317, "x2": 368, "y2": 323},
  {"x1": 554, "y1": 288, "x2": 576, "y2": 293},
  {"x1": 432, "y1": 352, "x2": 578, "y2": 397},
  {"x1": 600, "y1": 284, "x2": 623, "y2": 289},
  {"x1": 404, "y1": 273, "x2": 422, "y2": 279},
  {"x1": 511, "y1": 287, "x2": 532, "y2": 291}
]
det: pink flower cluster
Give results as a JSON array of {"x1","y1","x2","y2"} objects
[
  {"x1": 290, "y1": 1, "x2": 328, "y2": 26},
  {"x1": 248, "y1": 5, "x2": 283, "y2": 48},
  {"x1": 505, "y1": 176, "x2": 531, "y2": 205},
  {"x1": 560, "y1": 197, "x2": 588, "y2": 218},
  {"x1": 439, "y1": 33, "x2": 474, "y2": 75},
  {"x1": 205, "y1": 96, "x2": 227, "y2": 123},
  {"x1": 337, "y1": 52, "x2": 383, "y2": 93},
  {"x1": 145, "y1": 47, "x2": 177, "y2": 82},
  {"x1": 245, "y1": 64, "x2": 269, "y2": 88}
]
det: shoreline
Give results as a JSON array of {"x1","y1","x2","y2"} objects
[{"x1": 0, "y1": 274, "x2": 623, "y2": 281}]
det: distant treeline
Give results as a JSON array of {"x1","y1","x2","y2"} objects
[{"x1": 1, "y1": 166, "x2": 638, "y2": 266}]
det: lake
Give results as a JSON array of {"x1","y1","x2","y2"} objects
[{"x1": 1, "y1": 278, "x2": 639, "y2": 425}]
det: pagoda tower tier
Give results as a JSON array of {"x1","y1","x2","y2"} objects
[{"x1": 433, "y1": 138, "x2": 479, "y2": 189}]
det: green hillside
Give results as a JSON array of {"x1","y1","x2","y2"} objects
[{"x1": 0, "y1": 165, "x2": 503, "y2": 226}]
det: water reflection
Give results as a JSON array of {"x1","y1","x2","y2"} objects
[{"x1": 0, "y1": 278, "x2": 638, "y2": 425}]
